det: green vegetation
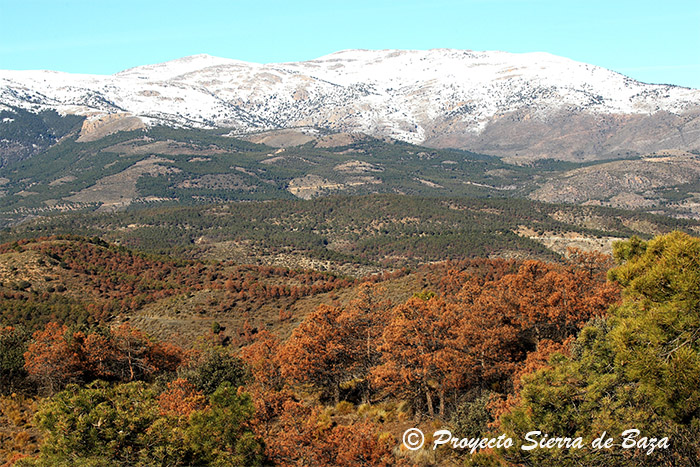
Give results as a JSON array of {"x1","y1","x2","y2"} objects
[
  {"x1": 180, "y1": 349, "x2": 250, "y2": 395},
  {"x1": 3, "y1": 195, "x2": 696, "y2": 267},
  {"x1": 22, "y1": 381, "x2": 263, "y2": 467},
  {"x1": 0, "y1": 125, "x2": 602, "y2": 222},
  {"x1": 0, "y1": 107, "x2": 84, "y2": 167},
  {"x1": 0, "y1": 326, "x2": 31, "y2": 394},
  {"x1": 499, "y1": 232, "x2": 700, "y2": 466}
]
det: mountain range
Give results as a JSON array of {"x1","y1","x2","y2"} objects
[{"x1": 2, "y1": 49, "x2": 699, "y2": 162}]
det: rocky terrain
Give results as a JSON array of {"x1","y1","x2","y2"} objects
[{"x1": 530, "y1": 151, "x2": 700, "y2": 218}]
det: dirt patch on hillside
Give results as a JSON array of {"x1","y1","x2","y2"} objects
[
  {"x1": 65, "y1": 156, "x2": 180, "y2": 211},
  {"x1": 178, "y1": 174, "x2": 253, "y2": 190},
  {"x1": 315, "y1": 132, "x2": 366, "y2": 148},
  {"x1": 241, "y1": 129, "x2": 317, "y2": 147},
  {"x1": 102, "y1": 139, "x2": 228, "y2": 156},
  {"x1": 515, "y1": 226, "x2": 620, "y2": 255},
  {"x1": 334, "y1": 160, "x2": 383, "y2": 173},
  {"x1": 287, "y1": 175, "x2": 343, "y2": 199}
]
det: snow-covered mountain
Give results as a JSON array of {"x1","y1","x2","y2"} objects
[{"x1": 2, "y1": 49, "x2": 699, "y2": 161}]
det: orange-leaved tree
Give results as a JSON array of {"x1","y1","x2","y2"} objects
[
  {"x1": 373, "y1": 296, "x2": 473, "y2": 417},
  {"x1": 24, "y1": 322, "x2": 185, "y2": 393},
  {"x1": 280, "y1": 304, "x2": 349, "y2": 403},
  {"x1": 336, "y1": 283, "x2": 393, "y2": 403}
]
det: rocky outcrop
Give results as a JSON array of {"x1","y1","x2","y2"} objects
[{"x1": 77, "y1": 113, "x2": 145, "y2": 142}]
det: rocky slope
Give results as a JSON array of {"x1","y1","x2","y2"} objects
[
  {"x1": 530, "y1": 151, "x2": 700, "y2": 218},
  {"x1": 2, "y1": 49, "x2": 699, "y2": 161}
]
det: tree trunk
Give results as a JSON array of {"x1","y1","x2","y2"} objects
[
  {"x1": 426, "y1": 389, "x2": 434, "y2": 418},
  {"x1": 127, "y1": 350, "x2": 135, "y2": 381},
  {"x1": 364, "y1": 328, "x2": 372, "y2": 404},
  {"x1": 439, "y1": 389, "x2": 445, "y2": 416}
]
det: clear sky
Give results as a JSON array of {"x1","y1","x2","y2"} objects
[{"x1": 2, "y1": 0, "x2": 699, "y2": 88}]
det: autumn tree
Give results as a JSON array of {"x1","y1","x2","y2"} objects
[
  {"x1": 373, "y1": 296, "x2": 473, "y2": 417},
  {"x1": 265, "y1": 399, "x2": 397, "y2": 466},
  {"x1": 240, "y1": 330, "x2": 293, "y2": 441},
  {"x1": 24, "y1": 323, "x2": 83, "y2": 393},
  {"x1": 454, "y1": 278, "x2": 523, "y2": 384},
  {"x1": 240, "y1": 330, "x2": 284, "y2": 392},
  {"x1": 280, "y1": 283, "x2": 393, "y2": 404},
  {"x1": 280, "y1": 304, "x2": 349, "y2": 403},
  {"x1": 449, "y1": 257, "x2": 618, "y2": 388},
  {"x1": 336, "y1": 283, "x2": 393, "y2": 403},
  {"x1": 492, "y1": 259, "x2": 618, "y2": 346},
  {"x1": 158, "y1": 378, "x2": 207, "y2": 418},
  {"x1": 24, "y1": 323, "x2": 185, "y2": 393}
]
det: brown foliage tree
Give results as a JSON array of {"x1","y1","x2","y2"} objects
[
  {"x1": 280, "y1": 284, "x2": 392, "y2": 404},
  {"x1": 373, "y1": 296, "x2": 473, "y2": 417},
  {"x1": 336, "y1": 283, "x2": 393, "y2": 403},
  {"x1": 24, "y1": 323, "x2": 82, "y2": 393},
  {"x1": 280, "y1": 304, "x2": 348, "y2": 403},
  {"x1": 265, "y1": 399, "x2": 397, "y2": 466},
  {"x1": 158, "y1": 378, "x2": 207, "y2": 417},
  {"x1": 24, "y1": 322, "x2": 185, "y2": 393}
]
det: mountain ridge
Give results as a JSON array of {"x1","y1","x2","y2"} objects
[{"x1": 2, "y1": 48, "x2": 699, "y2": 161}]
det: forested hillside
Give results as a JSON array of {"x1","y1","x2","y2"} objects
[
  {"x1": 4, "y1": 124, "x2": 700, "y2": 227},
  {"x1": 2, "y1": 232, "x2": 699, "y2": 465},
  {"x1": 3, "y1": 195, "x2": 697, "y2": 272},
  {"x1": 0, "y1": 107, "x2": 84, "y2": 168}
]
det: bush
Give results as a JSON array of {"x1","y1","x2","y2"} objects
[
  {"x1": 26, "y1": 381, "x2": 264, "y2": 466},
  {"x1": 180, "y1": 349, "x2": 249, "y2": 395}
]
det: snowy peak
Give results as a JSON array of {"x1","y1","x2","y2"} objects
[
  {"x1": 1, "y1": 49, "x2": 699, "y2": 160},
  {"x1": 114, "y1": 54, "x2": 248, "y2": 81}
]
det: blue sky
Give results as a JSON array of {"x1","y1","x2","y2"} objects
[{"x1": 2, "y1": 0, "x2": 699, "y2": 88}]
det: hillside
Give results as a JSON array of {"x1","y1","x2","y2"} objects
[
  {"x1": 0, "y1": 125, "x2": 546, "y2": 223},
  {"x1": 9, "y1": 232, "x2": 700, "y2": 466},
  {"x1": 5, "y1": 124, "x2": 700, "y2": 227},
  {"x1": 0, "y1": 235, "x2": 369, "y2": 344},
  {"x1": 0, "y1": 107, "x2": 84, "y2": 167},
  {"x1": 530, "y1": 150, "x2": 700, "y2": 218}
]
